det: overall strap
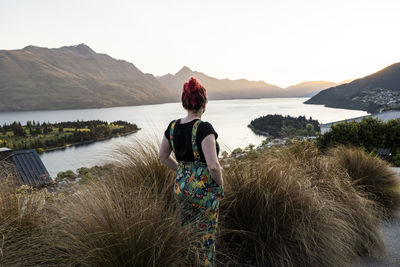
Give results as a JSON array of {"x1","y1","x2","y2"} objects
[
  {"x1": 191, "y1": 119, "x2": 202, "y2": 162},
  {"x1": 169, "y1": 120, "x2": 178, "y2": 153}
]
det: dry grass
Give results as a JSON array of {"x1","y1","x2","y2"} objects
[
  {"x1": 329, "y1": 145, "x2": 400, "y2": 218},
  {"x1": 1, "y1": 141, "x2": 397, "y2": 266},
  {"x1": 0, "y1": 170, "x2": 48, "y2": 266},
  {"x1": 219, "y1": 141, "x2": 383, "y2": 266},
  {"x1": 107, "y1": 140, "x2": 177, "y2": 207},
  {"x1": 281, "y1": 142, "x2": 384, "y2": 256},
  {"x1": 42, "y1": 141, "x2": 200, "y2": 266},
  {"x1": 45, "y1": 178, "x2": 199, "y2": 266},
  {"x1": 1, "y1": 149, "x2": 199, "y2": 267}
]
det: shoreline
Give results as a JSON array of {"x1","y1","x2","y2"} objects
[{"x1": 41, "y1": 129, "x2": 140, "y2": 153}]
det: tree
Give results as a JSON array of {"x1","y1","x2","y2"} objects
[
  {"x1": 306, "y1": 123, "x2": 314, "y2": 136},
  {"x1": 317, "y1": 117, "x2": 400, "y2": 166}
]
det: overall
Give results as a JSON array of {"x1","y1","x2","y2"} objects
[{"x1": 169, "y1": 119, "x2": 224, "y2": 267}]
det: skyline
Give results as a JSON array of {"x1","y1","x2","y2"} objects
[{"x1": 1, "y1": 0, "x2": 400, "y2": 87}]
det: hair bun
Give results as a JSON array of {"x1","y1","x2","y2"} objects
[
  {"x1": 181, "y1": 77, "x2": 207, "y2": 111},
  {"x1": 183, "y1": 77, "x2": 202, "y2": 93}
]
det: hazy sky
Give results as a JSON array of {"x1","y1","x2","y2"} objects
[{"x1": 1, "y1": 0, "x2": 400, "y2": 87}]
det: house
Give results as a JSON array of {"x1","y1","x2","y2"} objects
[
  {"x1": 320, "y1": 110, "x2": 400, "y2": 134},
  {"x1": 0, "y1": 147, "x2": 53, "y2": 187}
]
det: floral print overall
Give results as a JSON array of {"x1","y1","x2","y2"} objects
[{"x1": 170, "y1": 119, "x2": 224, "y2": 267}]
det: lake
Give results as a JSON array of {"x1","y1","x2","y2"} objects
[{"x1": 0, "y1": 98, "x2": 368, "y2": 178}]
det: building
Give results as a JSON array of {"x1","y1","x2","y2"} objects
[
  {"x1": 0, "y1": 147, "x2": 53, "y2": 187},
  {"x1": 320, "y1": 110, "x2": 400, "y2": 134}
]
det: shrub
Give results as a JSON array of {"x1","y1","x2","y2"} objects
[
  {"x1": 329, "y1": 145, "x2": 400, "y2": 218},
  {"x1": 55, "y1": 169, "x2": 78, "y2": 182}
]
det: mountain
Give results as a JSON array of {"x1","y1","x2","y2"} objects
[
  {"x1": 305, "y1": 63, "x2": 400, "y2": 113},
  {"x1": 339, "y1": 78, "x2": 355, "y2": 85},
  {"x1": 0, "y1": 44, "x2": 340, "y2": 112},
  {"x1": 158, "y1": 67, "x2": 337, "y2": 99},
  {"x1": 284, "y1": 81, "x2": 337, "y2": 97},
  {"x1": 158, "y1": 66, "x2": 285, "y2": 99},
  {"x1": 0, "y1": 44, "x2": 177, "y2": 111}
]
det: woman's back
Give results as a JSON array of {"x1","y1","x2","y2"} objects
[{"x1": 164, "y1": 118, "x2": 219, "y2": 163}]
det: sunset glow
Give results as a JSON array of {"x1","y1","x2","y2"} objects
[{"x1": 1, "y1": 0, "x2": 399, "y2": 87}]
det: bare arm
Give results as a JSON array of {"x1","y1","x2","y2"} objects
[
  {"x1": 158, "y1": 135, "x2": 179, "y2": 171},
  {"x1": 201, "y1": 134, "x2": 223, "y2": 186}
]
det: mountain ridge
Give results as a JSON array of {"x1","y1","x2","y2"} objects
[
  {"x1": 0, "y1": 44, "x2": 349, "y2": 111},
  {"x1": 158, "y1": 66, "x2": 331, "y2": 99}
]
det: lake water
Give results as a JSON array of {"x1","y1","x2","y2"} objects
[{"x1": 0, "y1": 98, "x2": 368, "y2": 178}]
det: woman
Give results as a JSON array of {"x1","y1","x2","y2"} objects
[{"x1": 158, "y1": 77, "x2": 224, "y2": 266}]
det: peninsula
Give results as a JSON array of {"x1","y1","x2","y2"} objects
[{"x1": 0, "y1": 120, "x2": 139, "y2": 152}]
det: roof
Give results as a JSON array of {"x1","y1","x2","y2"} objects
[
  {"x1": 0, "y1": 149, "x2": 53, "y2": 187},
  {"x1": 377, "y1": 148, "x2": 391, "y2": 156}
]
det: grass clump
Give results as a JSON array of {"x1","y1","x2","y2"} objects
[
  {"x1": 46, "y1": 177, "x2": 198, "y2": 266},
  {"x1": 329, "y1": 145, "x2": 400, "y2": 218},
  {"x1": 108, "y1": 141, "x2": 177, "y2": 206},
  {"x1": 43, "y1": 141, "x2": 199, "y2": 266},
  {"x1": 0, "y1": 170, "x2": 48, "y2": 266},
  {"x1": 219, "y1": 141, "x2": 383, "y2": 266}
]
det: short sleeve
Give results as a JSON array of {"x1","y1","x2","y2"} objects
[
  {"x1": 197, "y1": 121, "x2": 218, "y2": 144},
  {"x1": 164, "y1": 120, "x2": 174, "y2": 141}
]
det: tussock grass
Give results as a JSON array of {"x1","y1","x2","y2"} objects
[
  {"x1": 219, "y1": 141, "x2": 383, "y2": 266},
  {"x1": 1, "y1": 141, "x2": 397, "y2": 266},
  {"x1": 108, "y1": 140, "x2": 177, "y2": 206},
  {"x1": 329, "y1": 145, "x2": 400, "y2": 218},
  {"x1": 280, "y1": 142, "x2": 384, "y2": 257},
  {"x1": 0, "y1": 171, "x2": 48, "y2": 266},
  {"x1": 46, "y1": 177, "x2": 198, "y2": 266},
  {"x1": 41, "y1": 141, "x2": 199, "y2": 266},
  {"x1": 1, "y1": 150, "x2": 198, "y2": 267}
]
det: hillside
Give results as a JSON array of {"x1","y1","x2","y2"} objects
[
  {"x1": 305, "y1": 63, "x2": 400, "y2": 112},
  {"x1": 0, "y1": 44, "x2": 178, "y2": 111}
]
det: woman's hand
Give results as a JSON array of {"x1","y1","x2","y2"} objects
[{"x1": 202, "y1": 134, "x2": 223, "y2": 187}]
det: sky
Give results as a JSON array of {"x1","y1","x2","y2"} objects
[{"x1": 1, "y1": 0, "x2": 400, "y2": 87}]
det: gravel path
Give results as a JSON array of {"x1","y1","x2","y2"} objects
[{"x1": 355, "y1": 168, "x2": 400, "y2": 267}]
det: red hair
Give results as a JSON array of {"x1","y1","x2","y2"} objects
[{"x1": 181, "y1": 77, "x2": 207, "y2": 111}]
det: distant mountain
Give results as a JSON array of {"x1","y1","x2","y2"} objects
[
  {"x1": 0, "y1": 44, "x2": 177, "y2": 111},
  {"x1": 0, "y1": 44, "x2": 340, "y2": 112},
  {"x1": 305, "y1": 63, "x2": 400, "y2": 113},
  {"x1": 158, "y1": 67, "x2": 337, "y2": 99},
  {"x1": 339, "y1": 78, "x2": 355, "y2": 85},
  {"x1": 284, "y1": 81, "x2": 337, "y2": 97},
  {"x1": 158, "y1": 66, "x2": 285, "y2": 99}
]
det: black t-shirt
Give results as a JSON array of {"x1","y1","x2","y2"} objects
[{"x1": 164, "y1": 119, "x2": 220, "y2": 163}]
